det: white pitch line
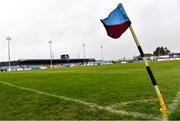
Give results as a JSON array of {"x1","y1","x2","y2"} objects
[
  {"x1": 168, "y1": 91, "x2": 180, "y2": 114},
  {"x1": 110, "y1": 99, "x2": 157, "y2": 108},
  {"x1": 0, "y1": 80, "x2": 156, "y2": 119}
]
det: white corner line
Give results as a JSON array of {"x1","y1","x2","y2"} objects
[
  {"x1": 0, "y1": 80, "x2": 157, "y2": 119},
  {"x1": 110, "y1": 99, "x2": 157, "y2": 108},
  {"x1": 168, "y1": 91, "x2": 180, "y2": 114}
]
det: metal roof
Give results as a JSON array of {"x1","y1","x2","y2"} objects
[{"x1": 0, "y1": 58, "x2": 95, "y2": 67}]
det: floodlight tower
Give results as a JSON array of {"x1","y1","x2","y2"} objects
[
  {"x1": 6, "y1": 36, "x2": 11, "y2": 71},
  {"x1": 78, "y1": 52, "x2": 80, "y2": 59},
  {"x1": 48, "y1": 40, "x2": 53, "y2": 68},
  {"x1": 82, "y1": 44, "x2": 86, "y2": 65},
  {"x1": 100, "y1": 45, "x2": 104, "y2": 64}
]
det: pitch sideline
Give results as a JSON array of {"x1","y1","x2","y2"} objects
[{"x1": 0, "y1": 80, "x2": 156, "y2": 119}]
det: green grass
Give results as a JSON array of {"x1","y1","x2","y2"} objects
[{"x1": 0, "y1": 60, "x2": 180, "y2": 120}]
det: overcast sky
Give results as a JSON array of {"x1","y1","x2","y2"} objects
[{"x1": 0, "y1": 0, "x2": 179, "y2": 61}]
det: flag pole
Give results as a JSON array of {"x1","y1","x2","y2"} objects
[{"x1": 129, "y1": 25, "x2": 168, "y2": 120}]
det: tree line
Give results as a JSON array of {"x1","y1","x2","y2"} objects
[{"x1": 153, "y1": 47, "x2": 171, "y2": 56}]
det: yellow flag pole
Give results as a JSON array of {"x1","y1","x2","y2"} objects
[{"x1": 129, "y1": 25, "x2": 168, "y2": 120}]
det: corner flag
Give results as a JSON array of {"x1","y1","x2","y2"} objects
[
  {"x1": 101, "y1": 3, "x2": 131, "y2": 39},
  {"x1": 101, "y1": 3, "x2": 168, "y2": 120}
]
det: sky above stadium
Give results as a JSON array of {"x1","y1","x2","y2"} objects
[{"x1": 0, "y1": 0, "x2": 179, "y2": 61}]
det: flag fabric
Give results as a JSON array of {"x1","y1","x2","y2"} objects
[{"x1": 101, "y1": 3, "x2": 131, "y2": 39}]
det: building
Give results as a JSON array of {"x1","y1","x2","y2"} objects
[
  {"x1": 134, "y1": 53, "x2": 154, "y2": 61},
  {"x1": 172, "y1": 53, "x2": 180, "y2": 58},
  {"x1": 0, "y1": 58, "x2": 95, "y2": 71},
  {"x1": 133, "y1": 53, "x2": 180, "y2": 62}
]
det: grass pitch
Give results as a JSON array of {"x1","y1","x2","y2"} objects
[{"x1": 0, "y1": 60, "x2": 180, "y2": 120}]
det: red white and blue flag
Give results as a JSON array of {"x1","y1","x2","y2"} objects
[{"x1": 101, "y1": 3, "x2": 131, "y2": 39}]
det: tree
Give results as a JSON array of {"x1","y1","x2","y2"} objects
[
  {"x1": 164, "y1": 47, "x2": 171, "y2": 54},
  {"x1": 153, "y1": 47, "x2": 171, "y2": 56}
]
